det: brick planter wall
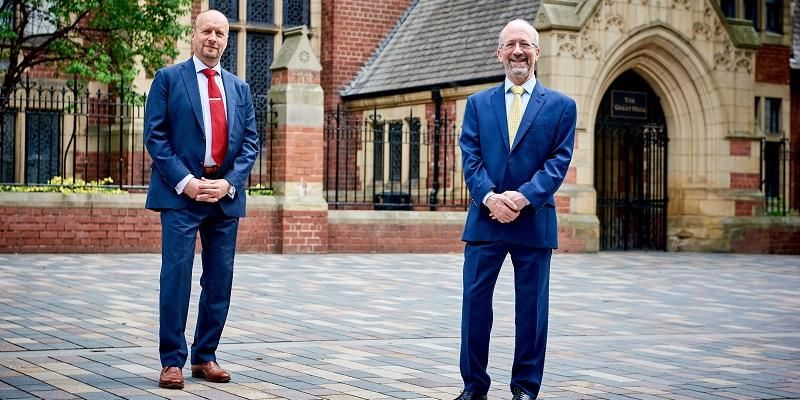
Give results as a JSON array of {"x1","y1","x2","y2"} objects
[
  {"x1": 327, "y1": 210, "x2": 465, "y2": 253},
  {"x1": 0, "y1": 193, "x2": 282, "y2": 253},
  {"x1": 727, "y1": 216, "x2": 800, "y2": 254},
  {"x1": 0, "y1": 194, "x2": 601, "y2": 253}
]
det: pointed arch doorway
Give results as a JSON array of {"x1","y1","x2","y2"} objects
[{"x1": 594, "y1": 70, "x2": 669, "y2": 251}]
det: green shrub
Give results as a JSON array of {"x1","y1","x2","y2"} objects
[
  {"x1": 0, "y1": 177, "x2": 126, "y2": 194},
  {"x1": 248, "y1": 184, "x2": 274, "y2": 196}
]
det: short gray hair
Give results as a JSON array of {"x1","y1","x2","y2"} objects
[{"x1": 498, "y1": 19, "x2": 539, "y2": 48}]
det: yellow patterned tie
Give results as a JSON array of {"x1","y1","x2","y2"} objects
[{"x1": 508, "y1": 85, "x2": 524, "y2": 147}]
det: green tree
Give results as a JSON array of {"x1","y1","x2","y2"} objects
[{"x1": 0, "y1": 0, "x2": 191, "y2": 104}]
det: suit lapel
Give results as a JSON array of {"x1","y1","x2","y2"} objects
[
  {"x1": 511, "y1": 83, "x2": 547, "y2": 151},
  {"x1": 490, "y1": 84, "x2": 510, "y2": 152},
  {"x1": 179, "y1": 60, "x2": 205, "y2": 136}
]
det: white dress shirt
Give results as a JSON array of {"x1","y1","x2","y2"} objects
[{"x1": 175, "y1": 56, "x2": 229, "y2": 194}]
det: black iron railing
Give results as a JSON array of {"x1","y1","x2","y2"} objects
[
  {"x1": 0, "y1": 76, "x2": 275, "y2": 193},
  {"x1": 324, "y1": 105, "x2": 468, "y2": 210},
  {"x1": 595, "y1": 118, "x2": 669, "y2": 251},
  {"x1": 760, "y1": 134, "x2": 791, "y2": 216}
]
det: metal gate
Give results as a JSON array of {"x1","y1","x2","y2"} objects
[{"x1": 595, "y1": 119, "x2": 668, "y2": 250}]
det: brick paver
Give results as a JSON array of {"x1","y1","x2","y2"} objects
[{"x1": 0, "y1": 252, "x2": 798, "y2": 399}]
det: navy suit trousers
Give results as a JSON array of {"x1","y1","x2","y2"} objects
[
  {"x1": 460, "y1": 241, "x2": 551, "y2": 397},
  {"x1": 159, "y1": 201, "x2": 239, "y2": 367}
]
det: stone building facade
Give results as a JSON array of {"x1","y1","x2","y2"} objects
[{"x1": 332, "y1": 0, "x2": 800, "y2": 252}]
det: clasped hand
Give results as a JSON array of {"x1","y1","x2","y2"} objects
[
  {"x1": 487, "y1": 191, "x2": 528, "y2": 223},
  {"x1": 183, "y1": 178, "x2": 230, "y2": 203}
]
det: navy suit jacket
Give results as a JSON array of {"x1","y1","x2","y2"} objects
[
  {"x1": 144, "y1": 59, "x2": 259, "y2": 218},
  {"x1": 460, "y1": 82, "x2": 576, "y2": 248}
]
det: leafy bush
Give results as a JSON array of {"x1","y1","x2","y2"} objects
[
  {"x1": 0, "y1": 177, "x2": 126, "y2": 194},
  {"x1": 248, "y1": 184, "x2": 274, "y2": 196}
]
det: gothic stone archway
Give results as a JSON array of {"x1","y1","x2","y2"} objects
[{"x1": 595, "y1": 70, "x2": 668, "y2": 250}]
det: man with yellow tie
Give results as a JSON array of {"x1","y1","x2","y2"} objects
[{"x1": 455, "y1": 19, "x2": 577, "y2": 400}]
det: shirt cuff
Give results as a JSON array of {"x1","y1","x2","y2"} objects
[
  {"x1": 175, "y1": 174, "x2": 193, "y2": 194},
  {"x1": 482, "y1": 191, "x2": 494, "y2": 205},
  {"x1": 226, "y1": 180, "x2": 236, "y2": 199}
]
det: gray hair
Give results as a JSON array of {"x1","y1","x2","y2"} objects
[{"x1": 498, "y1": 19, "x2": 540, "y2": 48}]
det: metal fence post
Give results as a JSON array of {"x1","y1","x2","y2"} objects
[{"x1": 429, "y1": 88, "x2": 442, "y2": 209}]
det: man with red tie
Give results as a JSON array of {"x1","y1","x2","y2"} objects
[{"x1": 144, "y1": 9, "x2": 258, "y2": 389}]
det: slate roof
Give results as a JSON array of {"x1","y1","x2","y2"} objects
[
  {"x1": 341, "y1": 0, "x2": 541, "y2": 98},
  {"x1": 792, "y1": 3, "x2": 799, "y2": 70}
]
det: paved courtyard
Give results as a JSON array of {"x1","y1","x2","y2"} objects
[{"x1": 0, "y1": 252, "x2": 798, "y2": 400}]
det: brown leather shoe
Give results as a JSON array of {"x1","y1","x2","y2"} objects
[
  {"x1": 158, "y1": 366, "x2": 184, "y2": 389},
  {"x1": 191, "y1": 361, "x2": 231, "y2": 383}
]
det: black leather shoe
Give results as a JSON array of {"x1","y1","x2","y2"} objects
[
  {"x1": 511, "y1": 387, "x2": 534, "y2": 400},
  {"x1": 454, "y1": 390, "x2": 487, "y2": 400}
]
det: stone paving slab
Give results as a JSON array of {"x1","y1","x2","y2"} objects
[{"x1": 0, "y1": 253, "x2": 798, "y2": 399}]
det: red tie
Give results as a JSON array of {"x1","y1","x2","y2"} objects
[{"x1": 201, "y1": 68, "x2": 228, "y2": 166}]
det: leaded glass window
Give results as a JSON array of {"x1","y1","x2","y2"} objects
[
  {"x1": 221, "y1": 31, "x2": 238, "y2": 75},
  {"x1": 283, "y1": 0, "x2": 310, "y2": 28},
  {"x1": 765, "y1": 97, "x2": 781, "y2": 134},
  {"x1": 1, "y1": 112, "x2": 15, "y2": 182},
  {"x1": 209, "y1": 0, "x2": 238, "y2": 22},
  {"x1": 25, "y1": 110, "x2": 60, "y2": 184},
  {"x1": 720, "y1": 0, "x2": 736, "y2": 17},
  {"x1": 744, "y1": 0, "x2": 759, "y2": 30},
  {"x1": 389, "y1": 121, "x2": 402, "y2": 182},
  {"x1": 246, "y1": 33, "x2": 274, "y2": 98},
  {"x1": 247, "y1": 0, "x2": 273, "y2": 24},
  {"x1": 373, "y1": 123, "x2": 384, "y2": 181},
  {"x1": 765, "y1": 0, "x2": 782, "y2": 33},
  {"x1": 754, "y1": 97, "x2": 761, "y2": 133},
  {"x1": 409, "y1": 118, "x2": 420, "y2": 180}
]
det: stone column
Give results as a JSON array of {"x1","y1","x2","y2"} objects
[{"x1": 269, "y1": 26, "x2": 328, "y2": 253}]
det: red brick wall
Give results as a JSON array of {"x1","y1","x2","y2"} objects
[
  {"x1": 328, "y1": 222, "x2": 464, "y2": 253},
  {"x1": 0, "y1": 207, "x2": 162, "y2": 253},
  {"x1": 0, "y1": 205, "x2": 282, "y2": 253},
  {"x1": 272, "y1": 125, "x2": 324, "y2": 183},
  {"x1": 729, "y1": 139, "x2": 752, "y2": 156},
  {"x1": 27, "y1": 64, "x2": 60, "y2": 80},
  {"x1": 21, "y1": 200, "x2": 791, "y2": 253},
  {"x1": 327, "y1": 212, "x2": 591, "y2": 253},
  {"x1": 556, "y1": 225, "x2": 587, "y2": 253},
  {"x1": 734, "y1": 200, "x2": 759, "y2": 216},
  {"x1": 730, "y1": 172, "x2": 760, "y2": 189},
  {"x1": 730, "y1": 225, "x2": 800, "y2": 253},
  {"x1": 321, "y1": 0, "x2": 413, "y2": 112},
  {"x1": 755, "y1": 45, "x2": 791, "y2": 84},
  {"x1": 238, "y1": 209, "x2": 281, "y2": 252},
  {"x1": 280, "y1": 210, "x2": 328, "y2": 253},
  {"x1": 555, "y1": 195, "x2": 570, "y2": 214}
]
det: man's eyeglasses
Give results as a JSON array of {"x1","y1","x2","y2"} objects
[{"x1": 500, "y1": 41, "x2": 538, "y2": 51}]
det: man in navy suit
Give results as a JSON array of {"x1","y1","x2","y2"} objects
[
  {"x1": 455, "y1": 19, "x2": 576, "y2": 400},
  {"x1": 144, "y1": 9, "x2": 258, "y2": 389}
]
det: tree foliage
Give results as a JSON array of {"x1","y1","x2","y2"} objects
[{"x1": 0, "y1": 0, "x2": 191, "y2": 104}]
